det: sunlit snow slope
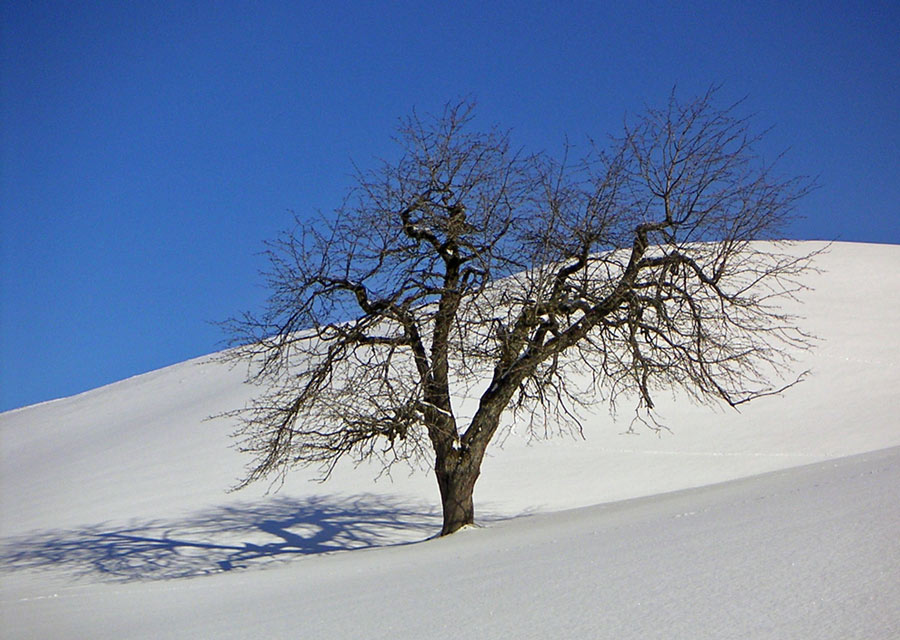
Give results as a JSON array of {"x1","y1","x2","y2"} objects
[{"x1": 2, "y1": 241, "x2": 899, "y2": 639}]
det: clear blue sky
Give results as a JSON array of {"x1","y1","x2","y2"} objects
[{"x1": 2, "y1": 0, "x2": 898, "y2": 412}]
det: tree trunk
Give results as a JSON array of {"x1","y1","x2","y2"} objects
[{"x1": 435, "y1": 457, "x2": 479, "y2": 536}]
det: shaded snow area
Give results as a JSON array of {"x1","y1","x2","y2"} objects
[{"x1": 2, "y1": 242, "x2": 899, "y2": 638}]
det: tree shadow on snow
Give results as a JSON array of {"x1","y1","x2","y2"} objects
[{"x1": 0, "y1": 494, "x2": 461, "y2": 583}]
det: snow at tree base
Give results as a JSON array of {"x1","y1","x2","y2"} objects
[{"x1": 1, "y1": 241, "x2": 898, "y2": 639}]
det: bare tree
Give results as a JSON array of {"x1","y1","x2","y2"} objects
[{"x1": 224, "y1": 90, "x2": 816, "y2": 535}]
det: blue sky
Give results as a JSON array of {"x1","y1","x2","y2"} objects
[{"x1": 2, "y1": 0, "x2": 898, "y2": 412}]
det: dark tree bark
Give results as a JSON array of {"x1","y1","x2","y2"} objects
[
  {"x1": 435, "y1": 451, "x2": 478, "y2": 535},
  {"x1": 222, "y1": 91, "x2": 816, "y2": 535}
]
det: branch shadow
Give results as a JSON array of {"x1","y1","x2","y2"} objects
[{"x1": 0, "y1": 494, "x2": 451, "y2": 583}]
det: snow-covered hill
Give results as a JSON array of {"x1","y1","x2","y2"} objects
[{"x1": 2, "y1": 241, "x2": 899, "y2": 638}]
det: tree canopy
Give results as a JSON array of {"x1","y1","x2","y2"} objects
[{"x1": 224, "y1": 90, "x2": 816, "y2": 534}]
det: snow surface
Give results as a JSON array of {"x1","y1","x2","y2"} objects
[{"x1": 2, "y1": 241, "x2": 899, "y2": 638}]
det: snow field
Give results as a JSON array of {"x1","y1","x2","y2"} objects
[{"x1": 2, "y1": 241, "x2": 899, "y2": 638}]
